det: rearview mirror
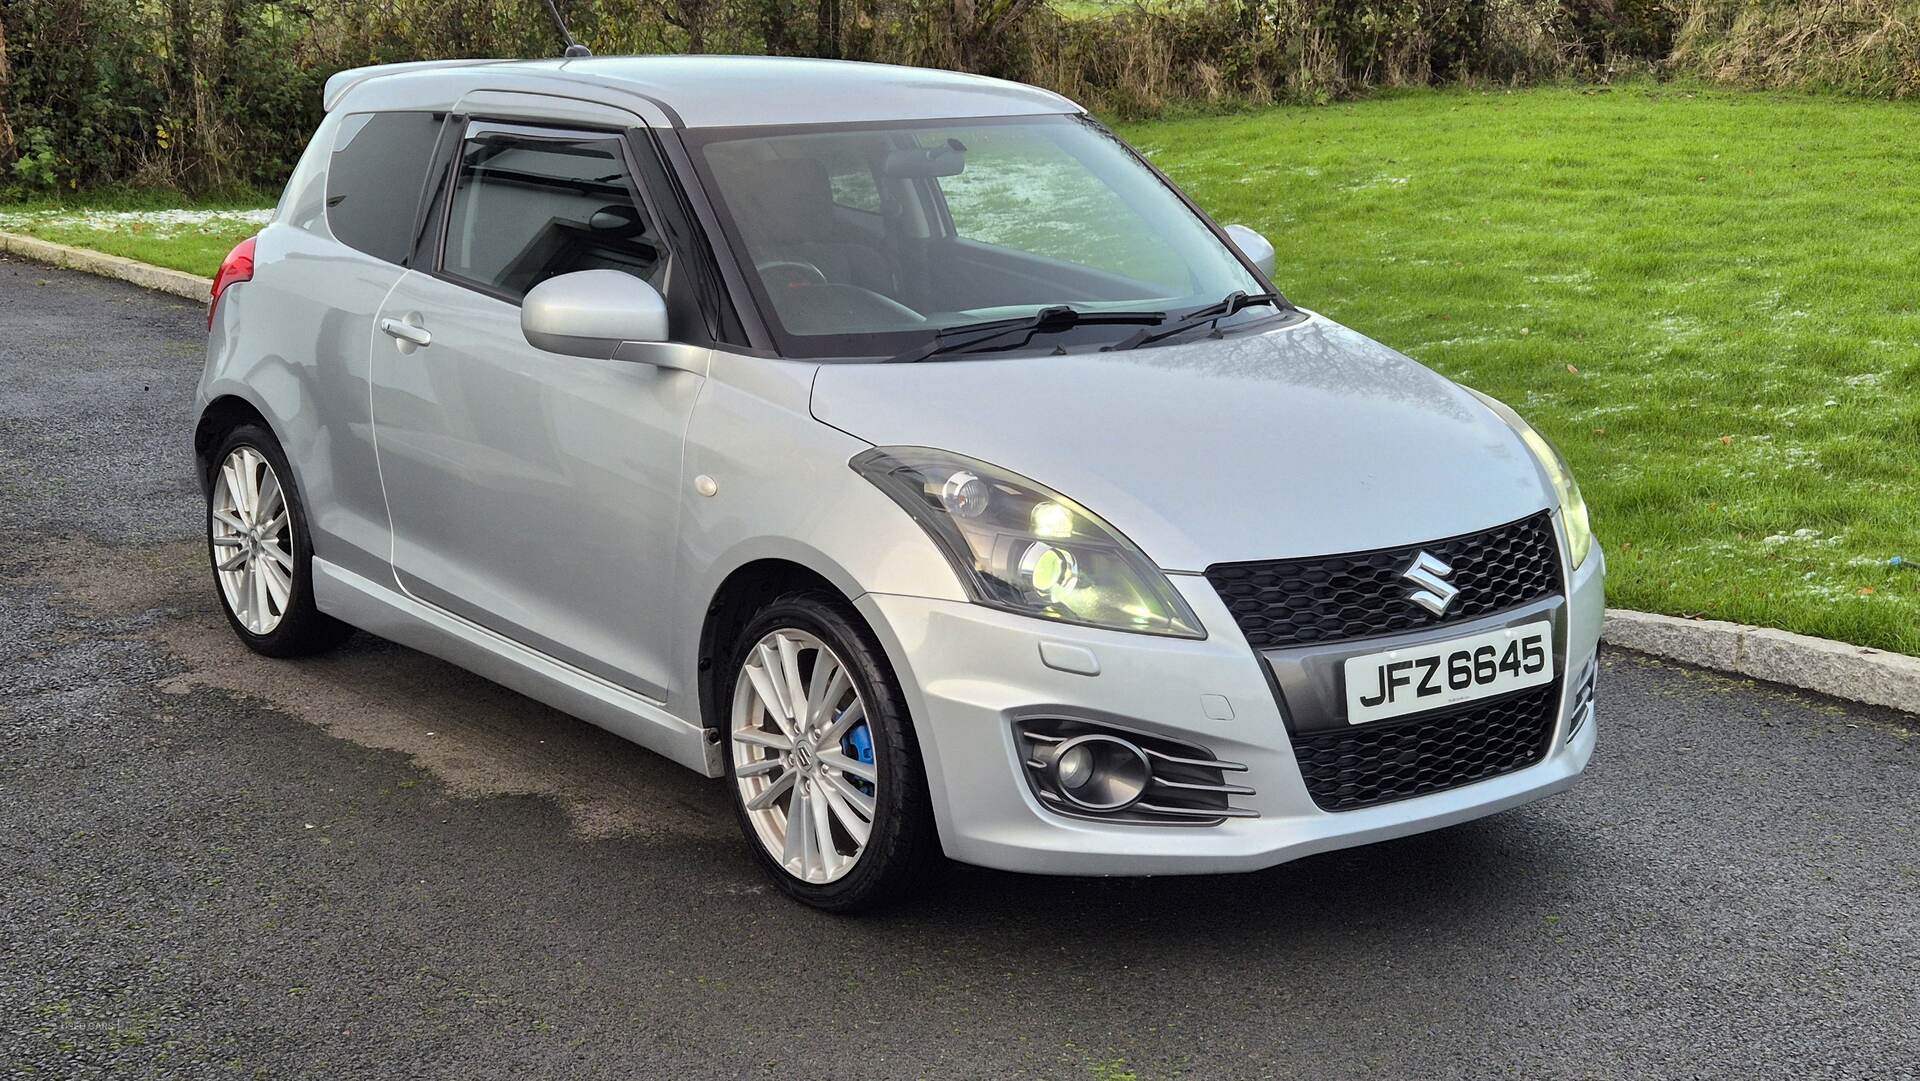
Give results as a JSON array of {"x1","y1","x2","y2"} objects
[
  {"x1": 1224, "y1": 224, "x2": 1276, "y2": 278},
  {"x1": 882, "y1": 139, "x2": 967, "y2": 179},
  {"x1": 521, "y1": 270, "x2": 671, "y2": 362}
]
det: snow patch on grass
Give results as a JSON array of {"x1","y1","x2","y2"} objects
[
  {"x1": 1762, "y1": 528, "x2": 1842, "y2": 548},
  {"x1": 1338, "y1": 174, "x2": 1409, "y2": 192},
  {"x1": 0, "y1": 207, "x2": 272, "y2": 237}
]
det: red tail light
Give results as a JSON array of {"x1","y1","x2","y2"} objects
[{"x1": 209, "y1": 235, "x2": 258, "y2": 330}]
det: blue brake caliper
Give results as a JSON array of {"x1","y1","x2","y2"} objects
[{"x1": 842, "y1": 723, "x2": 875, "y2": 796}]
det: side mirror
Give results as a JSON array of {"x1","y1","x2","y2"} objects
[
  {"x1": 521, "y1": 269, "x2": 671, "y2": 362},
  {"x1": 1224, "y1": 224, "x2": 1276, "y2": 278}
]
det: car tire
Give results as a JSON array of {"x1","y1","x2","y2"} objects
[
  {"x1": 205, "y1": 423, "x2": 352, "y2": 658},
  {"x1": 721, "y1": 589, "x2": 938, "y2": 912}
]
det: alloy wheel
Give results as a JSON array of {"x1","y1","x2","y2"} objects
[
  {"x1": 730, "y1": 628, "x2": 878, "y2": 884},
  {"x1": 210, "y1": 445, "x2": 295, "y2": 635}
]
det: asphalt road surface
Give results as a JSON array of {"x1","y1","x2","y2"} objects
[{"x1": 3, "y1": 257, "x2": 1916, "y2": 1080}]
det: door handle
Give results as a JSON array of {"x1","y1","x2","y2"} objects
[{"x1": 380, "y1": 317, "x2": 433, "y2": 348}]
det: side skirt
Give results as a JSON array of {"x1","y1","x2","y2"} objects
[{"x1": 312, "y1": 558, "x2": 724, "y2": 778}]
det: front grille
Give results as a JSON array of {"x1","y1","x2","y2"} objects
[
  {"x1": 1205, "y1": 512, "x2": 1563, "y2": 650},
  {"x1": 1288, "y1": 681, "x2": 1560, "y2": 812}
]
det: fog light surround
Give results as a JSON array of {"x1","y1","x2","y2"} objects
[
  {"x1": 1016, "y1": 718, "x2": 1258, "y2": 825},
  {"x1": 1047, "y1": 734, "x2": 1152, "y2": 812}
]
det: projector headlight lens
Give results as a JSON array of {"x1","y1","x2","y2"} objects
[{"x1": 1019, "y1": 542, "x2": 1080, "y2": 594}]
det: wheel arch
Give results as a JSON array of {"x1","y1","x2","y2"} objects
[
  {"x1": 696, "y1": 557, "x2": 853, "y2": 739},
  {"x1": 193, "y1": 393, "x2": 279, "y2": 494}
]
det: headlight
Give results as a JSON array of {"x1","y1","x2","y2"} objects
[
  {"x1": 1468, "y1": 389, "x2": 1594, "y2": 569},
  {"x1": 851, "y1": 447, "x2": 1205, "y2": 638}
]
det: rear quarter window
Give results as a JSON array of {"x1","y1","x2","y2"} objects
[{"x1": 325, "y1": 111, "x2": 444, "y2": 265}]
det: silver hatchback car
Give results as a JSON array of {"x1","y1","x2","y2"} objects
[{"x1": 195, "y1": 55, "x2": 1602, "y2": 910}]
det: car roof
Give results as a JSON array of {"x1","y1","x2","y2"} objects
[{"x1": 324, "y1": 54, "x2": 1083, "y2": 128}]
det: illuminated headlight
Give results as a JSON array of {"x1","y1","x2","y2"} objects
[
  {"x1": 851, "y1": 447, "x2": 1205, "y2": 638},
  {"x1": 1019, "y1": 542, "x2": 1081, "y2": 594},
  {"x1": 1469, "y1": 389, "x2": 1594, "y2": 569}
]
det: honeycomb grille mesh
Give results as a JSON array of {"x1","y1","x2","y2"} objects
[
  {"x1": 1205, "y1": 513, "x2": 1564, "y2": 650},
  {"x1": 1289, "y1": 681, "x2": 1560, "y2": 812}
]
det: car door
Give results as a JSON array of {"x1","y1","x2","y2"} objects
[
  {"x1": 263, "y1": 108, "x2": 450, "y2": 585},
  {"x1": 368, "y1": 118, "x2": 701, "y2": 700}
]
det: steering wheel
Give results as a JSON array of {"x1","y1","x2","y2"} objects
[{"x1": 756, "y1": 260, "x2": 829, "y2": 290}]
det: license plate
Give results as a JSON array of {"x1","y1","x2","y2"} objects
[{"x1": 1342, "y1": 622, "x2": 1554, "y2": 725}]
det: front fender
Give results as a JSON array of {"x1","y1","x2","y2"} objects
[{"x1": 672, "y1": 350, "x2": 966, "y2": 725}]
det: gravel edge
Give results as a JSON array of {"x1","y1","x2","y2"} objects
[{"x1": 9, "y1": 231, "x2": 1915, "y2": 716}]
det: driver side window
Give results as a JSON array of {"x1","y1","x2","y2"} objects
[{"x1": 441, "y1": 133, "x2": 666, "y2": 302}]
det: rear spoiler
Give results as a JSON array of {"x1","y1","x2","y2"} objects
[{"x1": 323, "y1": 59, "x2": 507, "y2": 112}]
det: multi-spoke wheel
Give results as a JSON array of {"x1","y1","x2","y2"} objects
[
  {"x1": 732, "y1": 628, "x2": 877, "y2": 884},
  {"x1": 204, "y1": 424, "x2": 350, "y2": 657},
  {"x1": 722, "y1": 592, "x2": 936, "y2": 910},
  {"x1": 211, "y1": 445, "x2": 294, "y2": 635}
]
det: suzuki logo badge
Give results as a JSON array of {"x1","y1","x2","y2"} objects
[{"x1": 1402, "y1": 551, "x2": 1459, "y2": 616}]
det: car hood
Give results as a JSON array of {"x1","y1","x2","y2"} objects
[{"x1": 809, "y1": 313, "x2": 1553, "y2": 571}]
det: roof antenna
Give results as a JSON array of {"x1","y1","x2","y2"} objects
[{"x1": 539, "y1": 0, "x2": 593, "y2": 57}]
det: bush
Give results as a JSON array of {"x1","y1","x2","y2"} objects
[
  {"x1": 9, "y1": 126, "x2": 61, "y2": 189},
  {"x1": 2, "y1": 0, "x2": 168, "y2": 191},
  {"x1": 0, "y1": 0, "x2": 1903, "y2": 195},
  {"x1": 997, "y1": 1, "x2": 1672, "y2": 118},
  {"x1": 1672, "y1": 0, "x2": 1920, "y2": 98}
]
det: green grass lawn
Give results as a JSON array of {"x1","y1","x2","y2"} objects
[
  {"x1": 0, "y1": 193, "x2": 270, "y2": 276},
  {"x1": 1120, "y1": 85, "x2": 1920, "y2": 654},
  {"x1": 4, "y1": 86, "x2": 1917, "y2": 653}
]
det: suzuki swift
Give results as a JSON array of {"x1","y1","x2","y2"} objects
[{"x1": 195, "y1": 55, "x2": 1602, "y2": 910}]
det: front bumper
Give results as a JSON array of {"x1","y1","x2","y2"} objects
[{"x1": 856, "y1": 546, "x2": 1603, "y2": 876}]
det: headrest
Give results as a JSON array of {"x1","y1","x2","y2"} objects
[{"x1": 731, "y1": 158, "x2": 836, "y2": 244}]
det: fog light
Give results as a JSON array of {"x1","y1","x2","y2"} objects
[
  {"x1": 1057, "y1": 743, "x2": 1094, "y2": 789},
  {"x1": 1048, "y1": 735, "x2": 1151, "y2": 812}
]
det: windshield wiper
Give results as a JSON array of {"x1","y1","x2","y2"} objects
[
  {"x1": 887, "y1": 305, "x2": 1165, "y2": 363},
  {"x1": 1103, "y1": 290, "x2": 1282, "y2": 352}
]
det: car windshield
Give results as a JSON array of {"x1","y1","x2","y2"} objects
[{"x1": 685, "y1": 114, "x2": 1275, "y2": 360}]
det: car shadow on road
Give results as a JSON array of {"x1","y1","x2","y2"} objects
[
  {"x1": 21, "y1": 531, "x2": 1612, "y2": 940},
  {"x1": 904, "y1": 807, "x2": 1598, "y2": 938}
]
